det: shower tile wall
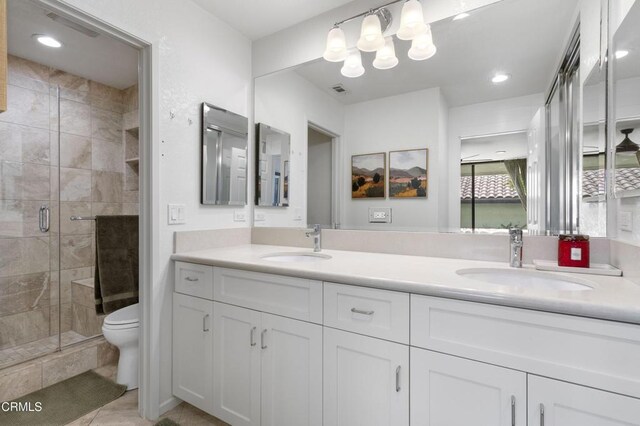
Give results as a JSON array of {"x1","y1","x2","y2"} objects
[{"x1": 0, "y1": 55, "x2": 139, "y2": 359}]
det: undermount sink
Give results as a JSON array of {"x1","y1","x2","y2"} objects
[
  {"x1": 261, "y1": 252, "x2": 332, "y2": 263},
  {"x1": 456, "y1": 268, "x2": 594, "y2": 291}
]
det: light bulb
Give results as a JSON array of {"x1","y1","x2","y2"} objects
[
  {"x1": 323, "y1": 27, "x2": 347, "y2": 62},
  {"x1": 33, "y1": 34, "x2": 62, "y2": 48},
  {"x1": 492, "y1": 73, "x2": 510, "y2": 83},
  {"x1": 397, "y1": 0, "x2": 428, "y2": 40},
  {"x1": 373, "y1": 37, "x2": 399, "y2": 70},
  {"x1": 408, "y1": 27, "x2": 437, "y2": 60},
  {"x1": 357, "y1": 14, "x2": 385, "y2": 52},
  {"x1": 453, "y1": 13, "x2": 470, "y2": 21},
  {"x1": 341, "y1": 49, "x2": 365, "y2": 78},
  {"x1": 615, "y1": 50, "x2": 629, "y2": 59}
]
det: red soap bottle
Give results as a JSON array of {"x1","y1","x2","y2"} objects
[{"x1": 558, "y1": 234, "x2": 590, "y2": 268}]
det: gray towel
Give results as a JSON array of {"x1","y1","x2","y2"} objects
[{"x1": 95, "y1": 215, "x2": 139, "y2": 315}]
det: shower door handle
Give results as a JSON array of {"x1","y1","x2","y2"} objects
[{"x1": 39, "y1": 206, "x2": 50, "y2": 233}]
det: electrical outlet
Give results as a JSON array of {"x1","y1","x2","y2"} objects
[
  {"x1": 168, "y1": 204, "x2": 186, "y2": 225},
  {"x1": 255, "y1": 211, "x2": 266, "y2": 222},
  {"x1": 234, "y1": 210, "x2": 246, "y2": 222},
  {"x1": 369, "y1": 208, "x2": 392, "y2": 223},
  {"x1": 620, "y1": 211, "x2": 633, "y2": 232},
  {"x1": 294, "y1": 208, "x2": 303, "y2": 221}
]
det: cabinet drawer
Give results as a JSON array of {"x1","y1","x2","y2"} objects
[
  {"x1": 213, "y1": 268, "x2": 322, "y2": 323},
  {"x1": 411, "y1": 295, "x2": 640, "y2": 398},
  {"x1": 324, "y1": 283, "x2": 409, "y2": 344},
  {"x1": 175, "y1": 261, "x2": 214, "y2": 300}
]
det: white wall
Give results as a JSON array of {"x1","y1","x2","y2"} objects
[
  {"x1": 342, "y1": 88, "x2": 447, "y2": 231},
  {"x1": 57, "y1": 0, "x2": 252, "y2": 416},
  {"x1": 254, "y1": 70, "x2": 345, "y2": 227},
  {"x1": 447, "y1": 93, "x2": 545, "y2": 229}
]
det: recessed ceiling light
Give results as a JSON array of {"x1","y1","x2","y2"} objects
[
  {"x1": 453, "y1": 13, "x2": 470, "y2": 21},
  {"x1": 33, "y1": 34, "x2": 62, "y2": 48},
  {"x1": 615, "y1": 50, "x2": 629, "y2": 59},
  {"x1": 492, "y1": 73, "x2": 510, "y2": 84},
  {"x1": 495, "y1": 150, "x2": 507, "y2": 154}
]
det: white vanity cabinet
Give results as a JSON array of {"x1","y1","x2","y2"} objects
[
  {"x1": 212, "y1": 302, "x2": 323, "y2": 426},
  {"x1": 172, "y1": 293, "x2": 214, "y2": 413},
  {"x1": 323, "y1": 327, "x2": 409, "y2": 426},
  {"x1": 410, "y1": 348, "x2": 526, "y2": 426}
]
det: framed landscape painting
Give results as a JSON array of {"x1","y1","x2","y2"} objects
[
  {"x1": 389, "y1": 149, "x2": 428, "y2": 198},
  {"x1": 351, "y1": 153, "x2": 386, "y2": 198}
]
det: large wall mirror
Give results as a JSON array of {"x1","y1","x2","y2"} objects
[
  {"x1": 256, "y1": 123, "x2": 291, "y2": 207},
  {"x1": 201, "y1": 103, "x2": 248, "y2": 205},
  {"x1": 254, "y1": 0, "x2": 604, "y2": 235}
]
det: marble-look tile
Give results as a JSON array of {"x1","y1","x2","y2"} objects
[
  {"x1": 72, "y1": 280, "x2": 95, "y2": 308},
  {"x1": 124, "y1": 130, "x2": 139, "y2": 158},
  {"x1": 125, "y1": 165, "x2": 139, "y2": 191},
  {"x1": 41, "y1": 344, "x2": 97, "y2": 387},
  {"x1": 8, "y1": 55, "x2": 50, "y2": 82},
  {"x1": 97, "y1": 341, "x2": 119, "y2": 367},
  {"x1": 0, "y1": 361, "x2": 42, "y2": 401},
  {"x1": 93, "y1": 138, "x2": 124, "y2": 173},
  {"x1": 49, "y1": 303, "x2": 73, "y2": 335},
  {"x1": 60, "y1": 133, "x2": 92, "y2": 169},
  {"x1": 92, "y1": 171, "x2": 123, "y2": 203},
  {"x1": 60, "y1": 168, "x2": 92, "y2": 202},
  {"x1": 72, "y1": 304, "x2": 103, "y2": 337},
  {"x1": 160, "y1": 402, "x2": 229, "y2": 426},
  {"x1": 60, "y1": 202, "x2": 94, "y2": 235},
  {"x1": 91, "y1": 107, "x2": 123, "y2": 143},
  {"x1": 0, "y1": 84, "x2": 51, "y2": 129},
  {"x1": 93, "y1": 363, "x2": 117, "y2": 380},
  {"x1": 122, "y1": 110, "x2": 139, "y2": 131},
  {"x1": 0, "y1": 162, "x2": 51, "y2": 201},
  {"x1": 92, "y1": 203, "x2": 123, "y2": 216},
  {"x1": 53, "y1": 267, "x2": 93, "y2": 306},
  {"x1": 89, "y1": 81, "x2": 124, "y2": 105},
  {"x1": 122, "y1": 191, "x2": 139, "y2": 204},
  {"x1": 0, "y1": 237, "x2": 50, "y2": 277},
  {"x1": 121, "y1": 203, "x2": 139, "y2": 215},
  {"x1": 0, "y1": 200, "x2": 47, "y2": 238},
  {"x1": 122, "y1": 85, "x2": 138, "y2": 113},
  {"x1": 65, "y1": 408, "x2": 100, "y2": 426},
  {"x1": 60, "y1": 234, "x2": 94, "y2": 270},
  {"x1": 59, "y1": 99, "x2": 91, "y2": 137},
  {"x1": 0, "y1": 122, "x2": 50, "y2": 165},
  {"x1": 89, "y1": 390, "x2": 153, "y2": 426},
  {"x1": 0, "y1": 308, "x2": 50, "y2": 349},
  {"x1": 0, "y1": 272, "x2": 50, "y2": 315},
  {"x1": 50, "y1": 69, "x2": 90, "y2": 103}
]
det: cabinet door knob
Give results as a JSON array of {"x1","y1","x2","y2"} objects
[
  {"x1": 203, "y1": 314, "x2": 210, "y2": 332},
  {"x1": 395, "y1": 366, "x2": 401, "y2": 392},
  {"x1": 261, "y1": 329, "x2": 268, "y2": 349},
  {"x1": 351, "y1": 307, "x2": 375, "y2": 316},
  {"x1": 250, "y1": 326, "x2": 257, "y2": 347},
  {"x1": 511, "y1": 395, "x2": 516, "y2": 426},
  {"x1": 539, "y1": 403, "x2": 545, "y2": 426}
]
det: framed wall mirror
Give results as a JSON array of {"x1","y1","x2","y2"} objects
[
  {"x1": 254, "y1": 0, "x2": 603, "y2": 235},
  {"x1": 256, "y1": 123, "x2": 291, "y2": 207},
  {"x1": 201, "y1": 102, "x2": 248, "y2": 205}
]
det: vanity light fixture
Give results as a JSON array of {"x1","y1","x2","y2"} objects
[
  {"x1": 323, "y1": 0, "x2": 439, "y2": 78},
  {"x1": 615, "y1": 50, "x2": 629, "y2": 59},
  {"x1": 453, "y1": 12, "x2": 470, "y2": 21},
  {"x1": 33, "y1": 34, "x2": 62, "y2": 48},
  {"x1": 492, "y1": 73, "x2": 510, "y2": 83}
]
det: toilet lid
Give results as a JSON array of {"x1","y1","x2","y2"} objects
[{"x1": 104, "y1": 303, "x2": 139, "y2": 326}]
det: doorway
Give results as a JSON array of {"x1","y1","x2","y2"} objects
[{"x1": 307, "y1": 125, "x2": 336, "y2": 228}]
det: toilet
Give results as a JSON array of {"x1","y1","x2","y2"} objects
[{"x1": 102, "y1": 303, "x2": 140, "y2": 390}]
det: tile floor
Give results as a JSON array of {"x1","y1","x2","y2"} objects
[
  {"x1": 0, "y1": 331, "x2": 87, "y2": 369},
  {"x1": 65, "y1": 365, "x2": 228, "y2": 426}
]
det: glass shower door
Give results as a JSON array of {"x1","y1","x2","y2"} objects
[{"x1": 0, "y1": 62, "x2": 61, "y2": 369}]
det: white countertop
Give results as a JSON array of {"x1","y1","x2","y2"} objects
[{"x1": 171, "y1": 244, "x2": 640, "y2": 325}]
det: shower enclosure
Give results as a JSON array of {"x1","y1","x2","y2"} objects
[{"x1": 0, "y1": 55, "x2": 140, "y2": 370}]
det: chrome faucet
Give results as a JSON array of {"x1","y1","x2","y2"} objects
[
  {"x1": 509, "y1": 228, "x2": 523, "y2": 268},
  {"x1": 306, "y1": 224, "x2": 322, "y2": 252}
]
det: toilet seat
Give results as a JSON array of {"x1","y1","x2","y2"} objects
[{"x1": 104, "y1": 303, "x2": 139, "y2": 327}]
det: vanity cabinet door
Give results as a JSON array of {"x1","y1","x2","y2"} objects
[
  {"x1": 411, "y1": 348, "x2": 526, "y2": 426},
  {"x1": 212, "y1": 302, "x2": 262, "y2": 426},
  {"x1": 261, "y1": 313, "x2": 322, "y2": 426},
  {"x1": 528, "y1": 375, "x2": 640, "y2": 426},
  {"x1": 172, "y1": 293, "x2": 214, "y2": 414},
  {"x1": 323, "y1": 328, "x2": 409, "y2": 426}
]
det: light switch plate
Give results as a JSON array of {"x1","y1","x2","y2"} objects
[
  {"x1": 620, "y1": 211, "x2": 633, "y2": 232},
  {"x1": 369, "y1": 207, "x2": 392, "y2": 223},
  {"x1": 255, "y1": 211, "x2": 266, "y2": 222},
  {"x1": 234, "y1": 210, "x2": 246, "y2": 222},
  {"x1": 294, "y1": 208, "x2": 302, "y2": 221},
  {"x1": 168, "y1": 204, "x2": 186, "y2": 225}
]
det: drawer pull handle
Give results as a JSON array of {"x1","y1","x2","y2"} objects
[
  {"x1": 539, "y1": 403, "x2": 544, "y2": 426},
  {"x1": 351, "y1": 308, "x2": 375, "y2": 316},
  {"x1": 395, "y1": 366, "x2": 401, "y2": 392},
  {"x1": 185, "y1": 276, "x2": 199, "y2": 282},
  {"x1": 203, "y1": 314, "x2": 210, "y2": 332},
  {"x1": 261, "y1": 329, "x2": 268, "y2": 349},
  {"x1": 250, "y1": 327, "x2": 257, "y2": 347},
  {"x1": 511, "y1": 395, "x2": 515, "y2": 426}
]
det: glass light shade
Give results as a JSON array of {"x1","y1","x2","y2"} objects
[
  {"x1": 341, "y1": 49, "x2": 365, "y2": 78},
  {"x1": 408, "y1": 28, "x2": 437, "y2": 60},
  {"x1": 397, "y1": 0, "x2": 428, "y2": 40},
  {"x1": 373, "y1": 37, "x2": 399, "y2": 70},
  {"x1": 323, "y1": 27, "x2": 348, "y2": 62},
  {"x1": 357, "y1": 14, "x2": 385, "y2": 52}
]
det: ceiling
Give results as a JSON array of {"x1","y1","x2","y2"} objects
[
  {"x1": 191, "y1": 0, "x2": 357, "y2": 40},
  {"x1": 7, "y1": 0, "x2": 138, "y2": 90},
  {"x1": 614, "y1": 0, "x2": 640, "y2": 81},
  {"x1": 292, "y1": 0, "x2": 579, "y2": 107}
]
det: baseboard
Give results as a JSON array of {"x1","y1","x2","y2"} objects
[{"x1": 159, "y1": 396, "x2": 182, "y2": 416}]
